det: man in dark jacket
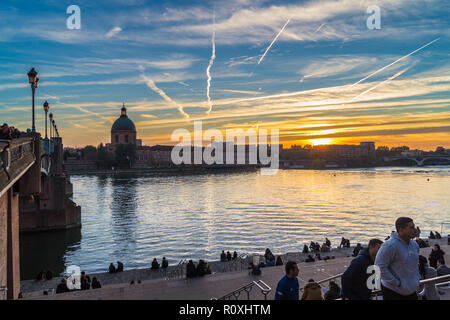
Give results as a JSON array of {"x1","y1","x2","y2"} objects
[{"x1": 341, "y1": 238, "x2": 383, "y2": 300}]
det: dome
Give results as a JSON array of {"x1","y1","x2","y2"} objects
[{"x1": 111, "y1": 104, "x2": 136, "y2": 131}]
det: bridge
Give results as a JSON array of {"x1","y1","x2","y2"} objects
[
  {"x1": 384, "y1": 155, "x2": 450, "y2": 166},
  {"x1": 1, "y1": 133, "x2": 81, "y2": 300}
]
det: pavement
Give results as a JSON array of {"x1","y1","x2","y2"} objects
[{"x1": 22, "y1": 241, "x2": 449, "y2": 300}]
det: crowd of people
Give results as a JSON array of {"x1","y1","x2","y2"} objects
[
  {"x1": 275, "y1": 217, "x2": 449, "y2": 300},
  {"x1": 186, "y1": 259, "x2": 212, "y2": 278},
  {"x1": 220, "y1": 250, "x2": 238, "y2": 262},
  {"x1": 0, "y1": 123, "x2": 23, "y2": 140}
]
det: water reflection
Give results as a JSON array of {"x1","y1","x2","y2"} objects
[
  {"x1": 19, "y1": 167, "x2": 450, "y2": 279},
  {"x1": 20, "y1": 228, "x2": 81, "y2": 280}
]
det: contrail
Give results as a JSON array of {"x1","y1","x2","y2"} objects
[
  {"x1": 351, "y1": 67, "x2": 411, "y2": 101},
  {"x1": 313, "y1": 23, "x2": 326, "y2": 34},
  {"x1": 258, "y1": 18, "x2": 291, "y2": 65},
  {"x1": 349, "y1": 38, "x2": 440, "y2": 88},
  {"x1": 206, "y1": 13, "x2": 216, "y2": 115},
  {"x1": 141, "y1": 74, "x2": 189, "y2": 118}
]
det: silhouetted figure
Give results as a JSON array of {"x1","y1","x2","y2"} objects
[
  {"x1": 265, "y1": 248, "x2": 275, "y2": 266},
  {"x1": 186, "y1": 260, "x2": 197, "y2": 278},
  {"x1": 324, "y1": 281, "x2": 341, "y2": 300},
  {"x1": 232, "y1": 251, "x2": 238, "y2": 260},
  {"x1": 305, "y1": 255, "x2": 315, "y2": 262},
  {"x1": 416, "y1": 226, "x2": 421, "y2": 238},
  {"x1": 80, "y1": 271, "x2": 90, "y2": 284},
  {"x1": 345, "y1": 239, "x2": 351, "y2": 248},
  {"x1": 276, "y1": 256, "x2": 283, "y2": 266},
  {"x1": 80, "y1": 277, "x2": 90, "y2": 290},
  {"x1": 302, "y1": 244, "x2": 309, "y2": 254},
  {"x1": 151, "y1": 258, "x2": 160, "y2": 270},
  {"x1": 117, "y1": 261, "x2": 124, "y2": 272},
  {"x1": 429, "y1": 244, "x2": 445, "y2": 269},
  {"x1": 161, "y1": 257, "x2": 169, "y2": 269},
  {"x1": 44, "y1": 270, "x2": 53, "y2": 280},
  {"x1": 339, "y1": 237, "x2": 346, "y2": 248},
  {"x1": 352, "y1": 243, "x2": 363, "y2": 257},
  {"x1": 220, "y1": 250, "x2": 226, "y2": 262},
  {"x1": 226, "y1": 251, "x2": 232, "y2": 261},
  {"x1": 36, "y1": 270, "x2": 44, "y2": 281},
  {"x1": 429, "y1": 231, "x2": 436, "y2": 239},
  {"x1": 56, "y1": 278, "x2": 70, "y2": 294},
  {"x1": 109, "y1": 263, "x2": 116, "y2": 274},
  {"x1": 325, "y1": 238, "x2": 331, "y2": 247},
  {"x1": 197, "y1": 260, "x2": 207, "y2": 277},
  {"x1": 309, "y1": 241, "x2": 316, "y2": 252},
  {"x1": 435, "y1": 231, "x2": 442, "y2": 239},
  {"x1": 91, "y1": 277, "x2": 101, "y2": 289}
]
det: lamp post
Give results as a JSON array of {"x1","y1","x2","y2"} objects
[
  {"x1": 43, "y1": 101, "x2": 49, "y2": 139},
  {"x1": 49, "y1": 113, "x2": 53, "y2": 138},
  {"x1": 27, "y1": 68, "x2": 39, "y2": 133}
]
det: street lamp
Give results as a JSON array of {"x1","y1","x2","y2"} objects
[
  {"x1": 27, "y1": 68, "x2": 39, "y2": 133},
  {"x1": 49, "y1": 113, "x2": 53, "y2": 138},
  {"x1": 43, "y1": 101, "x2": 49, "y2": 139}
]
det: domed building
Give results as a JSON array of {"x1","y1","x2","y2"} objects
[{"x1": 111, "y1": 104, "x2": 137, "y2": 146}]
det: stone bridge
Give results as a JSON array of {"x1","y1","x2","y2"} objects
[
  {"x1": 384, "y1": 155, "x2": 450, "y2": 166},
  {"x1": 0, "y1": 134, "x2": 81, "y2": 300}
]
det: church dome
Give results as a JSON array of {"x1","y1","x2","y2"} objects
[{"x1": 111, "y1": 104, "x2": 136, "y2": 132}]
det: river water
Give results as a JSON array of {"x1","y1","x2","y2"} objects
[{"x1": 20, "y1": 167, "x2": 450, "y2": 280}]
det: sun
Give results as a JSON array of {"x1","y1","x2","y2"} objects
[{"x1": 309, "y1": 138, "x2": 334, "y2": 146}]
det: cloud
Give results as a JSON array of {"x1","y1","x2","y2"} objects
[
  {"x1": 141, "y1": 74, "x2": 189, "y2": 118},
  {"x1": 105, "y1": 27, "x2": 123, "y2": 39},
  {"x1": 206, "y1": 16, "x2": 216, "y2": 115}
]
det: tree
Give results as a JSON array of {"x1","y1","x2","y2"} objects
[
  {"x1": 376, "y1": 146, "x2": 390, "y2": 157},
  {"x1": 97, "y1": 143, "x2": 112, "y2": 169},
  {"x1": 435, "y1": 146, "x2": 446, "y2": 154},
  {"x1": 114, "y1": 143, "x2": 136, "y2": 168},
  {"x1": 81, "y1": 145, "x2": 97, "y2": 160}
]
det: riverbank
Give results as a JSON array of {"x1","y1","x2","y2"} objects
[
  {"x1": 20, "y1": 237, "x2": 448, "y2": 296},
  {"x1": 23, "y1": 241, "x2": 450, "y2": 300},
  {"x1": 66, "y1": 165, "x2": 259, "y2": 176}
]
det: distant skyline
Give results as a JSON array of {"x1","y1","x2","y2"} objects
[{"x1": 0, "y1": 0, "x2": 449, "y2": 150}]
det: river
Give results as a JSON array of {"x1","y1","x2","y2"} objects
[{"x1": 20, "y1": 166, "x2": 450, "y2": 280}]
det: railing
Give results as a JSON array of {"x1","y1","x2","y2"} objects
[
  {"x1": 165, "y1": 259, "x2": 187, "y2": 280},
  {"x1": 220, "y1": 253, "x2": 249, "y2": 273},
  {"x1": 299, "y1": 272, "x2": 343, "y2": 293},
  {"x1": 214, "y1": 280, "x2": 271, "y2": 300}
]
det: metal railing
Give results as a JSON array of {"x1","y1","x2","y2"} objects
[
  {"x1": 214, "y1": 280, "x2": 271, "y2": 300},
  {"x1": 371, "y1": 273, "x2": 450, "y2": 300},
  {"x1": 165, "y1": 259, "x2": 187, "y2": 280},
  {"x1": 220, "y1": 253, "x2": 249, "y2": 273}
]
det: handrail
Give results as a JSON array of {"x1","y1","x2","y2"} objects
[
  {"x1": 165, "y1": 259, "x2": 187, "y2": 280},
  {"x1": 299, "y1": 273, "x2": 343, "y2": 292},
  {"x1": 214, "y1": 280, "x2": 271, "y2": 300}
]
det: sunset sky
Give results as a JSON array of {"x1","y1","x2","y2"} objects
[{"x1": 0, "y1": 0, "x2": 449, "y2": 150}]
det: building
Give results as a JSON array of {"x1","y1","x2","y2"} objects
[
  {"x1": 313, "y1": 142, "x2": 376, "y2": 159},
  {"x1": 111, "y1": 104, "x2": 137, "y2": 146}
]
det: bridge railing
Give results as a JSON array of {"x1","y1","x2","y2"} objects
[
  {"x1": 213, "y1": 280, "x2": 271, "y2": 300},
  {"x1": 0, "y1": 136, "x2": 36, "y2": 196}
]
